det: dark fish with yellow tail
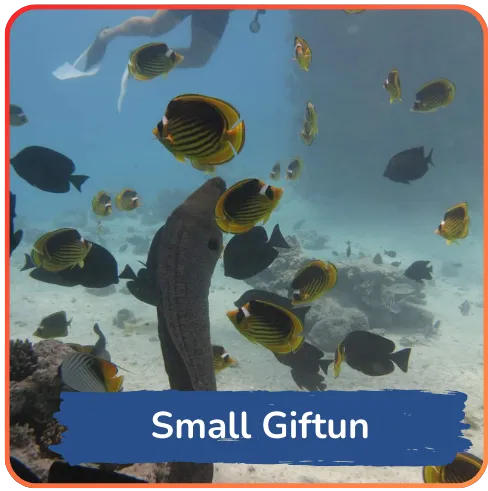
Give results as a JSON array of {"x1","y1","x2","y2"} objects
[
  {"x1": 435, "y1": 201, "x2": 470, "y2": 245},
  {"x1": 383, "y1": 146, "x2": 434, "y2": 184},
  {"x1": 227, "y1": 299, "x2": 305, "y2": 354},
  {"x1": 59, "y1": 351, "x2": 123, "y2": 392},
  {"x1": 10, "y1": 104, "x2": 28, "y2": 126},
  {"x1": 223, "y1": 224, "x2": 290, "y2": 280},
  {"x1": 293, "y1": 36, "x2": 312, "y2": 71},
  {"x1": 215, "y1": 178, "x2": 283, "y2": 234},
  {"x1": 290, "y1": 259, "x2": 338, "y2": 305},
  {"x1": 22, "y1": 228, "x2": 92, "y2": 273},
  {"x1": 153, "y1": 93, "x2": 245, "y2": 167},
  {"x1": 92, "y1": 191, "x2": 112, "y2": 217},
  {"x1": 115, "y1": 188, "x2": 140, "y2": 211},
  {"x1": 423, "y1": 452, "x2": 483, "y2": 484},
  {"x1": 383, "y1": 68, "x2": 402, "y2": 104},
  {"x1": 212, "y1": 345, "x2": 238, "y2": 374},
  {"x1": 117, "y1": 42, "x2": 184, "y2": 112},
  {"x1": 269, "y1": 162, "x2": 281, "y2": 180},
  {"x1": 411, "y1": 78, "x2": 456, "y2": 112},
  {"x1": 326, "y1": 330, "x2": 411, "y2": 378},
  {"x1": 34, "y1": 311, "x2": 72, "y2": 339},
  {"x1": 11, "y1": 146, "x2": 89, "y2": 194},
  {"x1": 286, "y1": 157, "x2": 303, "y2": 180}
]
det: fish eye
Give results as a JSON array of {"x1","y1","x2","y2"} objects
[{"x1": 207, "y1": 238, "x2": 220, "y2": 251}]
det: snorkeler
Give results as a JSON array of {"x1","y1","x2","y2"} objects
[{"x1": 53, "y1": 9, "x2": 266, "y2": 79}]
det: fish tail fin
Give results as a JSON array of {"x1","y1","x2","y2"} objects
[
  {"x1": 268, "y1": 224, "x2": 290, "y2": 249},
  {"x1": 319, "y1": 359, "x2": 334, "y2": 376},
  {"x1": 446, "y1": 239, "x2": 453, "y2": 245},
  {"x1": 119, "y1": 264, "x2": 137, "y2": 280},
  {"x1": 426, "y1": 148, "x2": 434, "y2": 167},
  {"x1": 21, "y1": 253, "x2": 36, "y2": 271},
  {"x1": 290, "y1": 335, "x2": 305, "y2": 353},
  {"x1": 389, "y1": 96, "x2": 394, "y2": 104},
  {"x1": 69, "y1": 175, "x2": 89, "y2": 192},
  {"x1": 390, "y1": 348, "x2": 411, "y2": 373},
  {"x1": 117, "y1": 66, "x2": 130, "y2": 113},
  {"x1": 67, "y1": 318, "x2": 73, "y2": 327},
  {"x1": 225, "y1": 120, "x2": 246, "y2": 154},
  {"x1": 105, "y1": 374, "x2": 124, "y2": 392}
]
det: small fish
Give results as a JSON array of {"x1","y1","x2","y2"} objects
[
  {"x1": 290, "y1": 260, "x2": 338, "y2": 305},
  {"x1": 293, "y1": 36, "x2": 312, "y2": 71},
  {"x1": 381, "y1": 291, "x2": 403, "y2": 314},
  {"x1": 383, "y1": 69, "x2": 402, "y2": 104},
  {"x1": 384, "y1": 250, "x2": 397, "y2": 258},
  {"x1": 212, "y1": 345, "x2": 238, "y2": 374},
  {"x1": 223, "y1": 224, "x2": 290, "y2": 280},
  {"x1": 373, "y1": 253, "x2": 383, "y2": 265},
  {"x1": 328, "y1": 331, "x2": 411, "y2": 378},
  {"x1": 227, "y1": 299, "x2": 306, "y2": 354},
  {"x1": 425, "y1": 320, "x2": 440, "y2": 338},
  {"x1": 269, "y1": 162, "x2": 281, "y2": 180},
  {"x1": 59, "y1": 351, "x2": 123, "y2": 393},
  {"x1": 25, "y1": 242, "x2": 119, "y2": 289},
  {"x1": 119, "y1": 264, "x2": 158, "y2": 307},
  {"x1": 412, "y1": 78, "x2": 456, "y2": 113},
  {"x1": 459, "y1": 300, "x2": 470, "y2": 316},
  {"x1": 404, "y1": 260, "x2": 433, "y2": 283},
  {"x1": 115, "y1": 188, "x2": 140, "y2": 211},
  {"x1": 423, "y1": 452, "x2": 483, "y2": 484},
  {"x1": 118, "y1": 244, "x2": 129, "y2": 253},
  {"x1": 34, "y1": 311, "x2": 72, "y2": 339},
  {"x1": 11, "y1": 146, "x2": 89, "y2": 194},
  {"x1": 300, "y1": 101, "x2": 318, "y2": 145},
  {"x1": 22, "y1": 228, "x2": 92, "y2": 273},
  {"x1": 10, "y1": 104, "x2": 28, "y2": 126},
  {"x1": 286, "y1": 157, "x2": 303, "y2": 180},
  {"x1": 215, "y1": 178, "x2": 283, "y2": 234},
  {"x1": 92, "y1": 191, "x2": 112, "y2": 217},
  {"x1": 9, "y1": 192, "x2": 23, "y2": 256},
  {"x1": 383, "y1": 146, "x2": 434, "y2": 184},
  {"x1": 96, "y1": 221, "x2": 103, "y2": 235},
  {"x1": 153, "y1": 93, "x2": 245, "y2": 167},
  {"x1": 122, "y1": 319, "x2": 157, "y2": 336},
  {"x1": 118, "y1": 42, "x2": 184, "y2": 112},
  {"x1": 391, "y1": 261, "x2": 401, "y2": 267},
  {"x1": 435, "y1": 201, "x2": 470, "y2": 245},
  {"x1": 384, "y1": 283, "x2": 415, "y2": 295},
  {"x1": 346, "y1": 241, "x2": 351, "y2": 257}
]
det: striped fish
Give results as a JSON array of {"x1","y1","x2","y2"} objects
[
  {"x1": 30, "y1": 228, "x2": 92, "y2": 273},
  {"x1": 383, "y1": 68, "x2": 402, "y2": 104},
  {"x1": 128, "y1": 42, "x2": 183, "y2": 81},
  {"x1": 153, "y1": 94, "x2": 245, "y2": 167},
  {"x1": 269, "y1": 162, "x2": 281, "y2": 180},
  {"x1": 291, "y1": 260, "x2": 338, "y2": 305},
  {"x1": 92, "y1": 191, "x2": 112, "y2": 217},
  {"x1": 212, "y1": 345, "x2": 237, "y2": 374},
  {"x1": 215, "y1": 178, "x2": 284, "y2": 234},
  {"x1": 60, "y1": 352, "x2": 123, "y2": 393},
  {"x1": 435, "y1": 201, "x2": 470, "y2": 245},
  {"x1": 286, "y1": 157, "x2": 303, "y2": 180},
  {"x1": 412, "y1": 78, "x2": 456, "y2": 112},
  {"x1": 227, "y1": 300, "x2": 305, "y2": 354},
  {"x1": 115, "y1": 188, "x2": 140, "y2": 211},
  {"x1": 423, "y1": 452, "x2": 483, "y2": 484},
  {"x1": 381, "y1": 290, "x2": 404, "y2": 314}
]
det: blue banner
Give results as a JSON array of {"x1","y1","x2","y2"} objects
[{"x1": 52, "y1": 390, "x2": 470, "y2": 466}]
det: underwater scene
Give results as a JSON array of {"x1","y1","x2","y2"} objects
[{"x1": 8, "y1": 6, "x2": 485, "y2": 484}]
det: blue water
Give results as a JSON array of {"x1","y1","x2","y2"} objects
[{"x1": 10, "y1": 8, "x2": 290, "y2": 221}]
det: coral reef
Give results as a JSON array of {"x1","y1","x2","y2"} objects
[
  {"x1": 9, "y1": 339, "x2": 170, "y2": 483},
  {"x1": 244, "y1": 235, "x2": 434, "y2": 346},
  {"x1": 10, "y1": 339, "x2": 38, "y2": 382}
]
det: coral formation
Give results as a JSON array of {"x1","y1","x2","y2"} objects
[{"x1": 10, "y1": 339, "x2": 38, "y2": 382}]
